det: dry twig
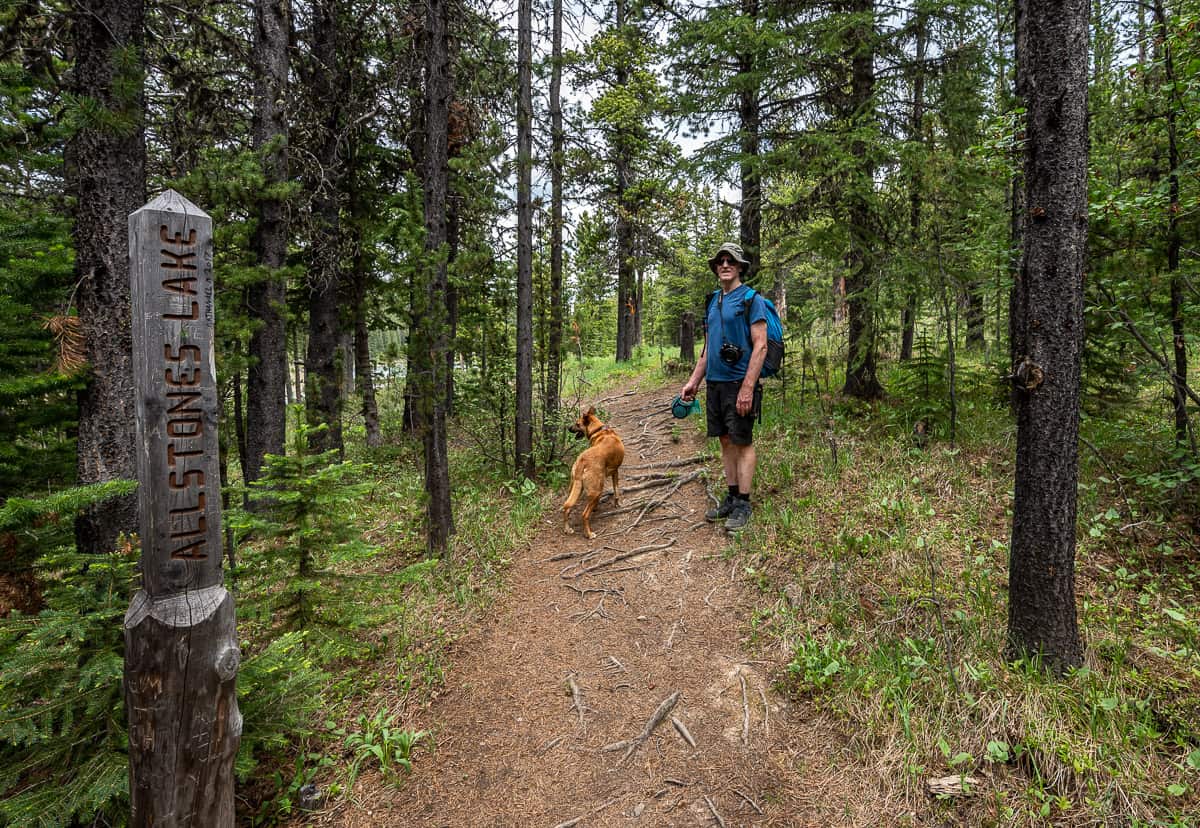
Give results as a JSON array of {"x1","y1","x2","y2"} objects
[
  {"x1": 758, "y1": 685, "x2": 770, "y2": 739},
  {"x1": 565, "y1": 675, "x2": 586, "y2": 727},
  {"x1": 670, "y1": 715, "x2": 696, "y2": 748},
  {"x1": 703, "y1": 795, "x2": 726, "y2": 827},
  {"x1": 739, "y1": 674, "x2": 751, "y2": 745},
  {"x1": 734, "y1": 789, "x2": 764, "y2": 815}
]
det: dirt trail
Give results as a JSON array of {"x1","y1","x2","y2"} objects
[{"x1": 326, "y1": 380, "x2": 869, "y2": 827}]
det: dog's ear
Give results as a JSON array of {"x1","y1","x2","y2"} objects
[{"x1": 585, "y1": 405, "x2": 597, "y2": 417}]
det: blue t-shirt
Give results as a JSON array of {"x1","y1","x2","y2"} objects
[{"x1": 704, "y1": 284, "x2": 768, "y2": 382}]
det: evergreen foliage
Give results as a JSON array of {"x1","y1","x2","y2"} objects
[
  {"x1": 0, "y1": 482, "x2": 136, "y2": 828},
  {"x1": 230, "y1": 417, "x2": 433, "y2": 662},
  {"x1": 0, "y1": 207, "x2": 81, "y2": 499}
]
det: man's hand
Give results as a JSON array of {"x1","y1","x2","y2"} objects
[
  {"x1": 736, "y1": 383, "x2": 754, "y2": 416},
  {"x1": 681, "y1": 379, "x2": 698, "y2": 401}
]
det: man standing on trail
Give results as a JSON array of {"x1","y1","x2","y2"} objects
[{"x1": 680, "y1": 241, "x2": 768, "y2": 532}]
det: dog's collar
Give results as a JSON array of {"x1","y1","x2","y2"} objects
[{"x1": 586, "y1": 423, "x2": 610, "y2": 440}]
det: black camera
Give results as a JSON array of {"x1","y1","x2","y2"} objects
[{"x1": 719, "y1": 342, "x2": 743, "y2": 366}]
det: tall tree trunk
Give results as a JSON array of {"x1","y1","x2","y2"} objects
[
  {"x1": 348, "y1": 162, "x2": 382, "y2": 448},
  {"x1": 1153, "y1": 0, "x2": 1190, "y2": 451},
  {"x1": 445, "y1": 188, "x2": 460, "y2": 416},
  {"x1": 515, "y1": 0, "x2": 534, "y2": 477},
  {"x1": 232, "y1": 358, "x2": 248, "y2": 479},
  {"x1": 964, "y1": 282, "x2": 986, "y2": 350},
  {"x1": 737, "y1": 0, "x2": 762, "y2": 284},
  {"x1": 543, "y1": 0, "x2": 564, "y2": 462},
  {"x1": 304, "y1": 0, "x2": 346, "y2": 455},
  {"x1": 401, "y1": 12, "x2": 426, "y2": 435},
  {"x1": 1006, "y1": 0, "x2": 1088, "y2": 674},
  {"x1": 614, "y1": 0, "x2": 635, "y2": 363},
  {"x1": 680, "y1": 311, "x2": 696, "y2": 364},
  {"x1": 245, "y1": 0, "x2": 290, "y2": 484},
  {"x1": 1006, "y1": 0, "x2": 1024, "y2": 414},
  {"x1": 901, "y1": 7, "x2": 927, "y2": 363},
  {"x1": 419, "y1": 0, "x2": 455, "y2": 551},
  {"x1": 841, "y1": 0, "x2": 883, "y2": 400},
  {"x1": 69, "y1": 0, "x2": 145, "y2": 554}
]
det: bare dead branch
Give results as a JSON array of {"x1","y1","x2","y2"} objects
[
  {"x1": 704, "y1": 795, "x2": 727, "y2": 827},
  {"x1": 604, "y1": 690, "x2": 681, "y2": 766},
  {"x1": 561, "y1": 539, "x2": 674, "y2": 579},
  {"x1": 735, "y1": 789, "x2": 764, "y2": 815},
  {"x1": 739, "y1": 674, "x2": 751, "y2": 745},
  {"x1": 566, "y1": 675, "x2": 586, "y2": 727},
  {"x1": 670, "y1": 715, "x2": 696, "y2": 748}
]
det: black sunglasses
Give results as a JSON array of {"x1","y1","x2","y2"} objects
[{"x1": 715, "y1": 256, "x2": 737, "y2": 266}]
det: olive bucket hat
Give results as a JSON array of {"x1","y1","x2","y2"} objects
[{"x1": 708, "y1": 241, "x2": 750, "y2": 274}]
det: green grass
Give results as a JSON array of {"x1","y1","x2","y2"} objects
[{"x1": 732, "y1": 355, "x2": 1200, "y2": 826}]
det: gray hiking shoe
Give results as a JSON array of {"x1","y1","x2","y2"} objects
[
  {"x1": 724, "y1": 501, "x2": 752, "y2": 531},
  {"x1": 706, "y1": 494, "x2": 736, "y2": 522}
]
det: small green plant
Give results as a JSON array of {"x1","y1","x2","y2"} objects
[
  {"x1": 341, "y1": 709, "x2": 428, "y2": 787},
  {"x1": 787, "y1": 635, "x2": 854, "y2": 693}
]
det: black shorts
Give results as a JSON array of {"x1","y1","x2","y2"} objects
[{"x1": 706, "y1": 380, "x2": 761, "y2": 446}]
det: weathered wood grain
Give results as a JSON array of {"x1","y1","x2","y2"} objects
[{"x1": 126, "y1": 191, "x2": 239, "y2": 826}]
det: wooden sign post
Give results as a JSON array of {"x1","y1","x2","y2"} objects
[{"x1": 126, "y1": 190, "x2": 239, "y2": 825}]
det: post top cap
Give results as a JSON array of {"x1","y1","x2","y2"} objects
[{"x1": 133, "y1": 189, "x2": 210, "y2": 219}]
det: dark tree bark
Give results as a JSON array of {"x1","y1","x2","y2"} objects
[
  {"x1": 1005, "y1": 0, "x2": 1025, "y2": 415},
  {"x1": 445, "y1": 187, "x2": 460, "y2": 417},
  {"x1": 964, "y1": 282, "x2": 986, "y2": 350},
  {"x1": 680, "y1": 311, "x2": 696, "y2": 365},
  {"x1": 303, "y1": 0, "x2": 347, "y2": 455},
  {"x1": 69, "y1": 0, "x2": 146, "y2": 555},
  {"x1": 841, "y1": 0, "x2": 883, "y2": 400},
  {"x1": 613, "y1": 0, "x2": 636, "y2": 363},
  {"x1": 232, "y1": 358, "x2": 248, "y2": 479},
  {"x1": 1006, "y1": 0, "x2": 1088, "y2": 673},
  {"x1": 542, "y1": 0, "x2": 564, "y2": 463},
  {"x1": 418, "y1": 0, "x2": 455, "y2": 552},
  {"x1": 349, "y1": 167, "x2": 382, "y2": 448},
  {"x1": 245, "y1": 0, "x2": 291, "y2": 484},
  {"x1": 515, "y1": 0, "x2": 534, "y2": 477},
  {"x1": 900, "y1": 7, "x2": 927, "y2": 364},
  {"x1": 1152, "y1": 0, "x2": 1191, "y2": 451},
  {"x1": 401, "y1": 15, "x2": 426, "y2": 436}
]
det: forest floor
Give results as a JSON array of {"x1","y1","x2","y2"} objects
[{"x1": 302, "y1": 378, "x2": 907, "y2": 827}]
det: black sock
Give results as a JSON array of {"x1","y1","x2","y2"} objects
[
  {"x1": 728, "y1": 485, "x2": 739, "y2": 499},
  {"x1": 736, "y1": 492, "x2": 750, "y2": 502}
]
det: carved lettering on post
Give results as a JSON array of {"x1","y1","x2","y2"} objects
[{"x1": 126, "y1": 191, "x2": 239, "y2": 826}]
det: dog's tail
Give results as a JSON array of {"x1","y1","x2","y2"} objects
[{"x1": 562, "y1": 477, "x2": 583, "y2": 511}]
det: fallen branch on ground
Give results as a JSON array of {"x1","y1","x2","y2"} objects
[
  {"x1": 624, "y1": 470, "x2": 704, "y2": 533},
  {"x1": 704, "y1": 795, "x2": 726, "y2": 827},
  {"x1": 670, "y1": 715, "x2": 696, "y2": 748},
  {"x1": 734, "y1": 789, "x2": 764, "y2": 815},
  {"x1": 739, "y1": 674, "x2": 750, "y2": 745},
  {"x1": 600, "y1": 690, "x2": 681, "y2": 766},
  {"x1": 565, "y1": 675, "x2": 586, "y2": 727},
  {"x1": 561, "y1": 539, "x2": 674, "y2": 579}
]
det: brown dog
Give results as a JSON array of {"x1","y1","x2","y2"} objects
[{"x1": 562, "y1": 406, "x2": 624, "y2": 539}]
